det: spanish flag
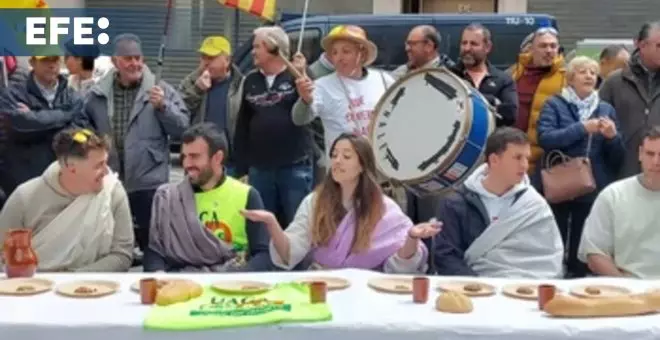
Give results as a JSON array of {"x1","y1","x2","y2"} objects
[
  {"x1": 218, "y1": 0, "x2": 276, "y2": 22},
  {"x1": 0, "y1": 0, "x2": 48, "y2": 8}
]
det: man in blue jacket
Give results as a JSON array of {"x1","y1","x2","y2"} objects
[{"x1": 0, "y1": 55, "x2": 82, "y2": 197}]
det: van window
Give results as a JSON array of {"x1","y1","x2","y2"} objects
[
  {"x1": 288, "y1": 28, "x2": 323, "y2": 64},
  {"x1": 364, "y1": 25, "x2": 410, "y2": 70}
]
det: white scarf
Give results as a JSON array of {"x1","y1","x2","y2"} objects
[
  {"x1": 32, "y1": 162, "x2": 118, "y2": 271},
  {"x1": 562, "y1": 87, "x2": 599, "y2": 121}
]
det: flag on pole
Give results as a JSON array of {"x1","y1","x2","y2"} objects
[
  {"x1": 0, "y1": 0, "x2": 48, "y2": 8},
  {"x1": 217, "y1": 0, "x2": 276, "y2": 22}
]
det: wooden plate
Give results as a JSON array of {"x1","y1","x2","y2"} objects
[
  {"x1": 436, "y1": 281, "x2": 496, "y2": 297},
  {"x1": 294, "y1": 276, "x2": 351, "y2": 291},
  {"x1": 570, "y1": 284, "x2": 631, "y2": 298},
  {"x1": 502, "y1": 284, "x2": 540, "y2": 300},
  {"x1": 211, "y1": 280, "x2": 271, "y2": 294},
  {"x1": 367, "y1": 277, "x2": 412, "y2": 294},
  {"x1": 129, "y1": 278, "x2": 191, "y2": 293},
  {"x1": 56, "y1": 280, "x2": 119, "y2": 298},
  {"x1": 0, "y1": 278, "x2": 54, "y2": 296}
]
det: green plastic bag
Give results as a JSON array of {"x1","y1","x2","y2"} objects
[{"x1": 144, "y1": 282, "x2": 332, "y2": 331}]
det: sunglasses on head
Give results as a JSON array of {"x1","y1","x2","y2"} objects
[{"x1": 535, "y1": 27, "x2": 559, "y2": 36}]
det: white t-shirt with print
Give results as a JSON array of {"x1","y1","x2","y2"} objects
[{"x1": 311, "y1": 69, "x2": 395, "y2": 160}]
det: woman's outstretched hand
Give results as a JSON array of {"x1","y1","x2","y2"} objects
[
  {"x1": 408, "y1": 220, "x2": 443, "y2": 240},
  {"x1": 240, "y1": 209, "x2": 276, "y2": 225}
]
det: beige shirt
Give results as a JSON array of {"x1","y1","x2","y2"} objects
[
  {"x1": 579, "y1": 176, "x2": 660, "y2": 278},
  {"x1": 0, "y1": 163, "x2": 134, "y2": 272}
]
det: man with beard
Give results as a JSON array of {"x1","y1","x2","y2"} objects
[
  {"x1": 391, "y1": 25, "x2": 455, "y2": 80},
  {"x1": 451, "y1": 24, "x2": 518, "y2": 127},
  {"x1": 144, "y1": 123, "x2": 271, "y2": 272},
  {"x1": 407, "y1": 24, "x2": 518, "y2": 229}
]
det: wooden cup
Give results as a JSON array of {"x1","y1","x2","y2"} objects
[
  {"x1": 412, "y1": 277, "x2": 430, "y2": 303},
  {"x1": 140, "y1": 278, "x2": 158, "y2": 305},
  {"x1": 538, "y1": 284, "x2": 557, "y2": 310},
  {"x1": 310, "y1": 281, "x2": 327, "y2": 304}
]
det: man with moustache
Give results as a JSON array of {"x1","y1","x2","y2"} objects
[
  {"x1": 78, "y1": 33, "x2": 189, "y2": 257},
  {"x1": 391, "y1": 25, "x2": 455, "y2": 80},
  {"x1": 145, "y1": 123, "x2": 271, "y2": 272},
  {"x1": 510, "y1": 27, "x2": 565, "y2": 174},
  {"x1": 451, "y1": 24, "x2": 518, "y2": 127}
]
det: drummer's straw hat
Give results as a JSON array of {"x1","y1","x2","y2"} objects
[{"x1": 321, "y1": 25, "x2": 378, "y2": 66}]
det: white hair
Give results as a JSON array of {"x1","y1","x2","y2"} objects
[
  {"x1": 566, "y1": 55, "x2": 599, "y2": 77},
  {"x1": 254, "y1": 26, "x2": 290, "y2": 59}
]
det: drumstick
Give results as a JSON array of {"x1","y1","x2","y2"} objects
[
  {"x1": 296, "y1": 0, "x2": 311, "y2": 54},
  {"x1": 266, "y1": 37, "x2": 304, "y2": 79}
]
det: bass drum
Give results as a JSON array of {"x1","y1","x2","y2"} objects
[{"x1": 369, "y1": 67, "x2": 496, "y2": 197}]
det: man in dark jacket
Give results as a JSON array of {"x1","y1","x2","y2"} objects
[
  {"x1": 599, "y1": 21, "x2": 660, "y2": 179},
  {"x1": 233, "y1": 26, "x2": 313, "y2": 228},
  {"x1": 451, "y1": 23, "x2": 518, "y2": 127},
  {"x1": 0, "y1": 55, "x2": 82, "y2": 196},
  {"x1": 408, "y1": 24, "x2": 519, "y2": 226},
  {"x1": 431, "y1": 127, "x2": 563, "y2": 278}
]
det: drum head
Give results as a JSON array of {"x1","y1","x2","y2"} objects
[{"x1": 370, "y1": 68, "x2": 471, "y2": 182}]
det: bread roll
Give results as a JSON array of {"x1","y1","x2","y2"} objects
[
  {"x1": 156, "y1": 280, "x2": 204, "y2": 306},
  {"x1": 544, "y1": 294, "x2": 653, "y2": 317},
  {"x1": 435, "y1": 291, "x2": 473, "y2": 314}
]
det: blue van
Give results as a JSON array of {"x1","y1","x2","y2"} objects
[{"x1": 233, "y1": 13, "x2": 558, "y2": 73}]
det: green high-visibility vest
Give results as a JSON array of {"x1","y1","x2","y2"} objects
[
  {"x1": 144, "y1": 283, "x2": 333, "y2": 330},
  {"x1": 195, "y1": 176, "x2": 249, "y2": 252}
]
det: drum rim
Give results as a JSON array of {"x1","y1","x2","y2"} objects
[{"x1": 369, "y1": 67, "x2": 475, "y2": 185}]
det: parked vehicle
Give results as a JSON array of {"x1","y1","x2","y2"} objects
[{"x1": 233, "y1": 13, "x2": 558, "y2": 73}]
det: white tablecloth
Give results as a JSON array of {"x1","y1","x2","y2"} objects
[{"x1": 2, "y1": 269, "x2": 660, "y2": 340}]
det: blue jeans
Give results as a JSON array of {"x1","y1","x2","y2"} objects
[{"x1": 248, "y1": 159, "x2": 313, "y2": 228}]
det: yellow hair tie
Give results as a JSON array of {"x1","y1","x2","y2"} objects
[{"x1": 72, "y1": 132, "x2": 88, "y2": 143}]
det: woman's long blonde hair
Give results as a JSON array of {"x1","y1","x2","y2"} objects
[{"x1": 311, "y1": 133, "x2": 385, "y2": 253}]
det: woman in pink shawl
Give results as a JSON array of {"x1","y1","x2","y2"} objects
[{"x1": 242, "y1": 133, "x2": 441, "y2": 273}]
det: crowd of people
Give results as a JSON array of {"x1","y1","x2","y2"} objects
[{"x1": 0, "y1": 17, "x2": 659, "y2": 280}]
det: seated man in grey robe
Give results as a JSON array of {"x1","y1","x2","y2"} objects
[
  {"x1": 144, "y1": 123, "x2": 271, "y2": 272},
  {"x1": 432, "y1": 127, "x2": 563, "y2": 278},
  {"x1": 0, "y1": 128, "x2": 134, "y2": 272}
]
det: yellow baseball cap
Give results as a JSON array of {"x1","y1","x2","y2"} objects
[
  {"x1": 32, "y1": 56, "x2": 61, "y2": 61},
  {"x1": 198, "y1": 36, "x2": 231, "y2": 57}
]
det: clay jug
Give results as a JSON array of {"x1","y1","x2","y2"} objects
[{"x1": 2, "y1": 229, "x2": 38, "y2": 278}]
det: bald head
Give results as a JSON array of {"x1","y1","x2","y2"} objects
[{"x1": 406, "y1": 25, "x2": 440, "y2": 69}]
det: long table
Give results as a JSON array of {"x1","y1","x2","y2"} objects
[{"x1": 1, "y1": 268, "x2": 660, "y2": 340}]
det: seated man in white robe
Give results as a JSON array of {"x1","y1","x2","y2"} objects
[
  {"x1": 578, "y1": 126, "x2": 660, "y2": 278},
  {"x1": 0, "y1": 128, "x2": 134, "y2": 272},
  {"x1": 432, "y1": 127, "x2": 563, "y2": 278}
]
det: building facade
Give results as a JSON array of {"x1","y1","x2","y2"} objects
[{"x1": 43, "y1": 0, "x2": 660, "y2": 85}]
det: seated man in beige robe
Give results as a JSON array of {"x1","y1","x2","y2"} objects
[
  {"x1": 579, "y1": 127, "x2": 660, "y2": 278},
  {"x1": 0, "y1": 128, "x2": 134, "y2": 272}
]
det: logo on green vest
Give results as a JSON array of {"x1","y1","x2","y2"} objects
[{"x1": 190, "y1": 296, "x2": 292, "y2": 317}]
